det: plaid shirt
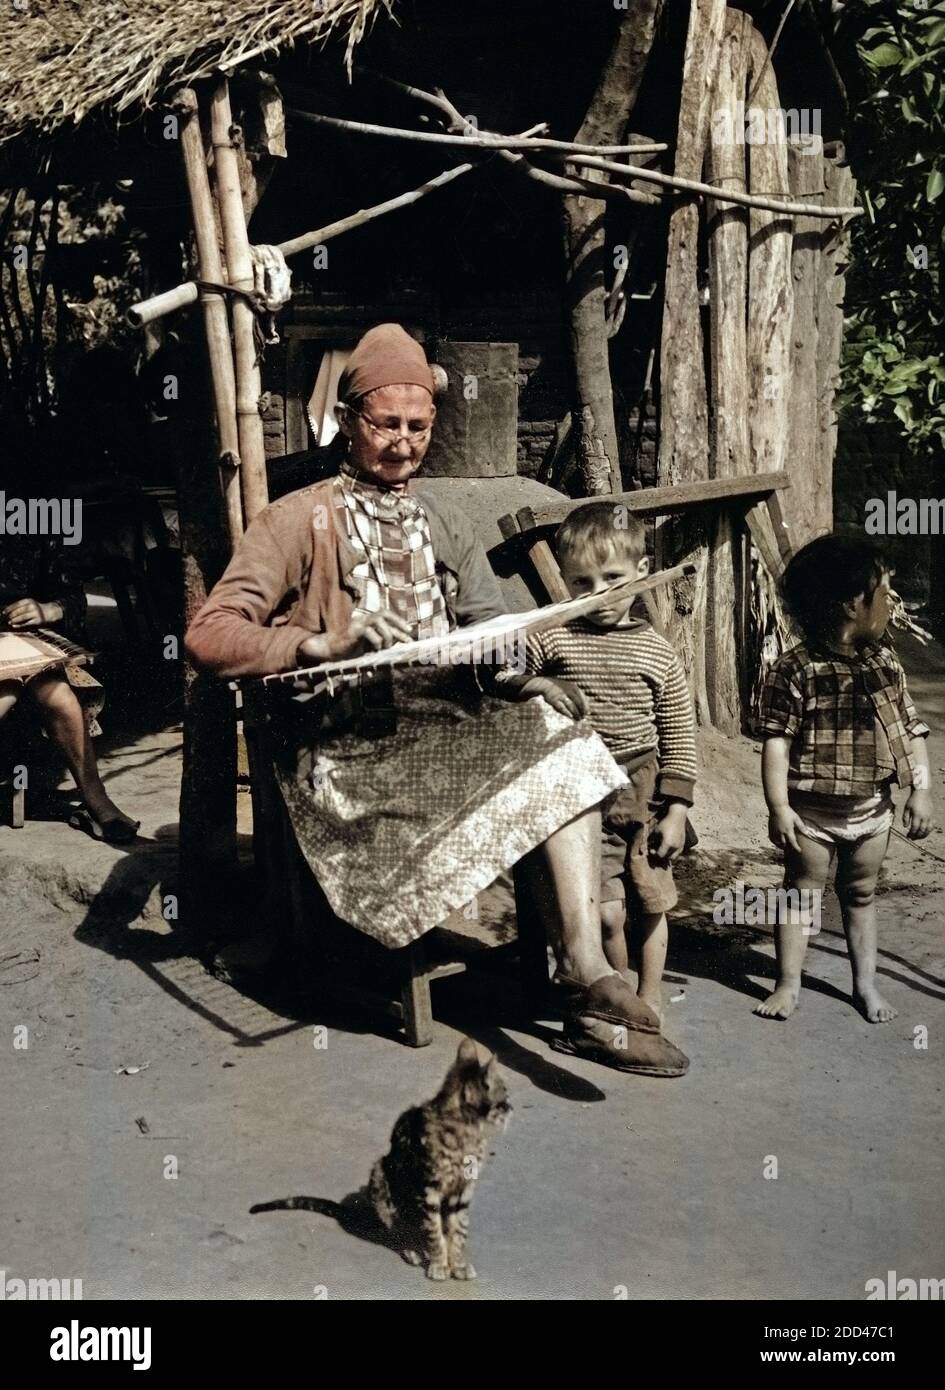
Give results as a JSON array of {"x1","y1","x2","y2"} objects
[
  {"x1": 755, "y1": 641, "x2": 929, "y2": 795},
  {"x1": 332, "y1": 465, "x2": 450, "y2": 640}
]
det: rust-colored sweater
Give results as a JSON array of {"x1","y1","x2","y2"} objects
[{"x1": 184, "y1": 479, "x2": 506, "y2": 680}]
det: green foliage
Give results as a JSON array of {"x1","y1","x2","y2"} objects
[{"x1": 836, "y1": 0, "x2": 945, "y2": 454}]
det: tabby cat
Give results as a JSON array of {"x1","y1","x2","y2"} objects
[{"x1": 251, "y1": 1037, "x2": 511, "y2": 1281}]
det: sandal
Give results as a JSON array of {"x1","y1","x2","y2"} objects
[
  {"x1": 552, "y1": 972, "x2": 661, "y2": 1035},
  {"x1": 68, "y1": 805, "x2": 140, "y2": 845},
  {"x1": 552, "y1": 1015, "x2": 690, "y2": 1078}
]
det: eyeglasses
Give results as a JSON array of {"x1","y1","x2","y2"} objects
[{"x1": 346, "y1": 407, "x2": 435, "y2": 447}]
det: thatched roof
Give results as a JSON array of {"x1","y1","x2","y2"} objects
[{"x1": 0, "y1": 0, "x2": 393, "y2": 146}]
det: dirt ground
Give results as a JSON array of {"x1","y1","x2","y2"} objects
[{"x1": 1, "y1": 630, "x2": 943, "y2": 1301}]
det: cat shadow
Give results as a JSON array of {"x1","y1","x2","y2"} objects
[{"x1": 249, "y1": 1192, "x2": 399, "y2": 1257}]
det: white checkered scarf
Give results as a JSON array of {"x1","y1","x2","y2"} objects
[{"x1": 331, "y1": 467, "x2": 450, "y2": 639}]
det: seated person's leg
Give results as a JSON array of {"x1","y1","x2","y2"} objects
[{"x1": 25, "y1": 671, "x2": 137, "y2": 836}]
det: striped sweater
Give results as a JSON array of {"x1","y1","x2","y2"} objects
[{"x1": 524, "y1": 616, "x2": 696, "y2": 803}]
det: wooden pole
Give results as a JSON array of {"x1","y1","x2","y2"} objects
[
  {"x1": 210, "y1": 77, "x2": 269, "y2": 526},
  {"x1": 746, "y1": 26, "x2": 794, "y2": 480},
  {"x1": 817, "y1": 147, "x2": 856, "y2": 524},
  {"x1": 563, "y1": 153, "x2": 860, "y2": 219},
  {"x1": 561, "y1": 0, "x2": 661, "y2": 496},
  {"x1": 705, "y1": 9, "x2": 753, "y2": 734},
  {"x1": 176, "y1": 87, "x2": 243, "y2": 547},
  {"x1": 289, "y1": 106, "x2": 669, "y2": 158},
  {"x1": 786, "y1": 135, "x2": 827, "y2": 545},
  {"x1": 656, "y1": 0, "x2": 726, "y2": 726},
  {"x1": 174, "y1": 86, "x2": 241, "y2": 907}
]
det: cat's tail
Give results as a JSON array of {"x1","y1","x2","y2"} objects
[{"x1": 249, "y1": 1196, "x2": 342, "y2": 1217}]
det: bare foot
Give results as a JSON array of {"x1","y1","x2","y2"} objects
[
  {"x1": 854, "y1": 986, "x2": 897, "y2": 1024},
  {"x1": 754, "y1": 982, "x2": 800, "y2": 1020}
]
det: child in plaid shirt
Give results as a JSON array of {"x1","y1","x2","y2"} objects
[{"x1": 755, "y1": 536, "x2": 933, "y2": 1023}]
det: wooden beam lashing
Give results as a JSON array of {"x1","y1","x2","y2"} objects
[
  {"x1": 210, "y1": 78, "x2": 270, "y2": 526},
  {"x1": 705, "y1": 9, "x2": 752, "y2": 734},
  {"x1": 657, "y1": 0, "x2": 726, "y2": 726},
  {"x1": 746, "y1": 26, "x2": 793, "y2": 479},
  {"x1": 787, "y1": 135, "x2": 827, "y2": 546},
  {"x1": 561, "y1": 0, "x2": 661, "y2": 497}
]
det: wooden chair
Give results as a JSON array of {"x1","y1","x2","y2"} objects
[{"x1": 0, "y1": 768, "x2": 26, "y2": 829}]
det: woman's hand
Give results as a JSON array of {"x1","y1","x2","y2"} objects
[
  {"x1": 2, "y1": 598, "x2": 53, "y2": 630},
  {"x1": 297, "y1": 609, "x2": 413, "y2": 665},
  {"x1": 903, "y1": 788, "x2": 934, "y2": 840},
  {"x1": 525, "y1": 677, "x2": 589, "y2": 721},
  {"x1": 767, "y1": 804, "x2": 806, "y2": 853}
]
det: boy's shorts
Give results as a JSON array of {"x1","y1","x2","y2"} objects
[{"x1": 600, "y1": 756, "x2": 678, "y2": 915}]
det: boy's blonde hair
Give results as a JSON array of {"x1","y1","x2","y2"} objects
[{"x1": 556, "y1": 502, "x2": 645, "y2": 567}]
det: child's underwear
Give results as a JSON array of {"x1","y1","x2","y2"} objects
[{"x1": 788, "y1": 787, "x2": 895, "y2": 847}]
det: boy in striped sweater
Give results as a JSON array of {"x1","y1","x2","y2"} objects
[{"x1": 511, "y1": 503, "x2": 696, "y2": 1017}]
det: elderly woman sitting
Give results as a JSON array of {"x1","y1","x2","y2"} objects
[{"x1": 185, "y1": 324, "x2": 687, "y2": 1076}]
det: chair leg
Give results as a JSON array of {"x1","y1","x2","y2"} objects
[
  {"x1": 399, "y1": 938, "x2": 434, "y2": 1047},
  {"x1": 513, "y1": 862, "x2": 552, "y2": 1008}
]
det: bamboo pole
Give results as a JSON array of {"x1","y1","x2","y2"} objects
[
  {"x1": 176, "y1": 86, "x2": 243, "y2": 547},
  {"x1": 128, "y1": 162, "x2": 476, "y2": 328},
  {"x1": 288, "y1": 107, "x2": 668, "y2": 157},
  {"x1": 565, "y1": 153, "x2": 861, "y2": 218},
  {"x1": 210, "y1": 77, "x2": 269, "y2": 526}
]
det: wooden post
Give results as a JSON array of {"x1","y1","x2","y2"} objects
[
  {"x1": 210, "y1": 78, "x2": 269, "y2": 526},
  {"x1": 174, "y1": 86, "x2": 241, "y2": 914},
  {"x1": 787, "y1": 136, "x2": 827, "y2": 545},
  {"x1": 705, "y1": 9, "x2": 752, "y2": 733},
  {"x1": 656, "y1": 0, "x2": 726, "y2": 725},
  {"x1": 746, "y1": 27, "x2": 794, "y2": 478},
  {"x1": 561, "y1": 0, "x2": 661, "y2": 496},
  {"x1": 176, "y1": 87, "x2": 243, "y2": 547},
  {"x1": 817, "y1": 147, "x2": 856, "y2": 516}
]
